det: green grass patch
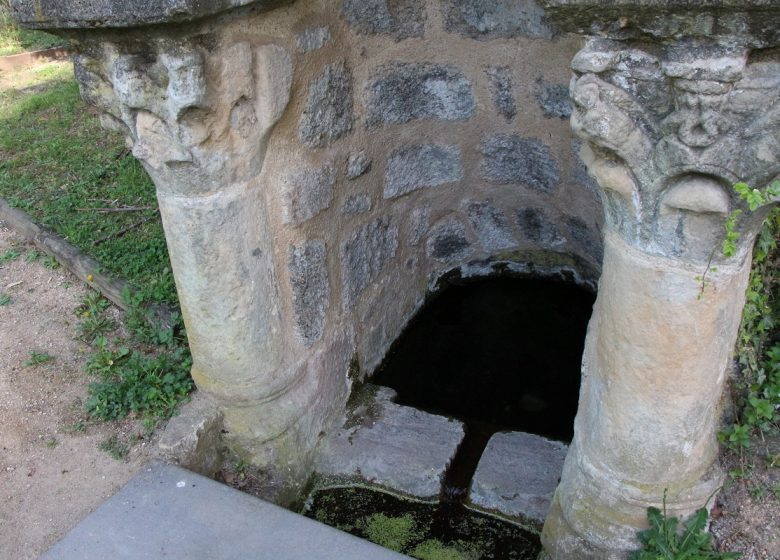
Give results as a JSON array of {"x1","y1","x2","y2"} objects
[
  {"x1": 0, "y1": 247, "x2": 20, "y2": 263},
  {"x1": 2, "y1": 63, "x2": 194, "y2": 433},
  {"x1": 0, "y1": 13, "x2": 64, "y2": 56},
  {"x1": 0, "y1": 65, "x2": 176, "y2": 304}
]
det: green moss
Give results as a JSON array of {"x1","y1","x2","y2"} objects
[
  {"x1": 412, "y1": 539, "x2": 475, "y2": 560},
  {"x1": 359, "y1": 513, "x2": 419, "y2": 552},
  {"x1": 347, "y1": 352, "x2": 361, "y2": 381}
]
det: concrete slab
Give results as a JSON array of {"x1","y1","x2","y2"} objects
[
  {"x1": 468, "y1": 431, "x2": 568, "y2": 524},
  {"x1": 314, "y1": 388, "x2": 464, "y2": 499},
  {"x1": 42, "y1": 462, "x2": 411, "y2": 560}
]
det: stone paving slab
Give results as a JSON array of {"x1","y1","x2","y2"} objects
[
  {"x1": 468, "y1": 431, "x2": 568, "y2": 523},
  {"x1": 314, "y1": 390, "x2": 464, "y2": 499},
  {"x1": 42, "y1": 462, "x2": 410, "y2": 560}
]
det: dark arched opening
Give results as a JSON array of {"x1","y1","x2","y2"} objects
[{"x1": 372, "y1": 275, "x2": 595, "y2": 496}]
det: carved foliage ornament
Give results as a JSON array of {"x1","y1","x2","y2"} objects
[
  {"x1": 571, "y1": 38, "x2": 780, "y2": 263},
  {"x1": 73, "y1": 40, "x2": 292, "y2": 195}
]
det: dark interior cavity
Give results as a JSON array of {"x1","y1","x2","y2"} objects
[
  {"x1": 373, "y1": 276, "x2": 595, "y2": 441},
  {"x1": 373, "y1": 276, "x2": 595, "y2": 501}
]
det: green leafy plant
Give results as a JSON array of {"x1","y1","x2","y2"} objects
[
  {"x1": 24, "y1": 350, "x2": 54, "y2": 366},
  {"x1": 85, "y1": 344, "x2": 192, "y2": 421},
  {"x1": 75, "y1": 291, "x2": 114, "y2": 342},
  {"x1": 719, "y1": 181, "x2": 780, "y2": 456},
  {"x1": 722, "y1": 181, "x2": 780, "y2": 258},
  {"x1": 0, "y1": 292, "x2": 10, "y2": 306},
  {"x1": 630, "y1": 494, "x2": 739, "y2": 560},
  {"x1": 79, "y1": 290, "x2": 192, "y2": 430}
]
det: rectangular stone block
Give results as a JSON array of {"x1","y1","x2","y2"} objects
[
  {"x1": 298, "y1": 62, "x2": 354, "y2": 148},
  {"x1": 384, "y1": 144, "x2": 463, "y2": 199},
  {"x1": 288, "y1": 240, "x2": 329, "y2": 345},
  {"x1": 468, "y1": 431, "x2": 568, "y2": 523},
  {"x1": 480, "y1": 134, "x2": 560, "y2": 192},
  {"x1": 314, "y1": 389, "x2": 464, "y2": 499},
  {"x1": 366, "y1": 62, "x2": 475, "y2": 127},
  {"x1": 441, "y1": 0, "x2": 552, "y2": 40},
  {"x1": 341, "y1": 0, "x2": 426, "y2": 39},
  {"x1": 340, "y1": 218, "x2": 398, "y2": 309},
  {"x1": 281, "y1": 165, "x2": 335, "y2": 225}
]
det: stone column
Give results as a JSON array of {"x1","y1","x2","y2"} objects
[
  {"x1": 70, "y1": 36, "x2": 307, "y2": 484},
  {"x1": 539, "y1": 2, "x2": 780, "y2": 557}
]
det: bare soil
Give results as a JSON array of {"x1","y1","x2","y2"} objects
[
  {"x1": 711, "y1": 438, "x2": 780, "y2": 559},
  {"x1": 0, "y1": 225, "x2": 155, "y2": 560}
]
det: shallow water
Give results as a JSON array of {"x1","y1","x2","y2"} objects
[{"x1": 304, "y1": 486, "x2": 541, "y2": 560}]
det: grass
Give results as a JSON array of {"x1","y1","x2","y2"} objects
[
  {"x1": 0, "y1": 63, "x2": 177, "y2": 305},
  {"x1": 0, "y1": 12, "x2": 64, "y2": 57},
  {"x1": 0, "y1": 247, "x2": 20, "y2": 262},
  {"x1": 1, "y1": 61, "x2": 194, "y2": 446},
  {"x1": 80, "y1": 291, "x2": 193, "y2": 424},
  {"x1": 98, "y1": 435, "x2": 129, "y2": 461}
]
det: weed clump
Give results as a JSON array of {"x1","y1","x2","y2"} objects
[
  {"x1": 79, "y1": 291, "x2": 193, "y2": 425},
  {"x1": 631, "y1": 494, "x2": 739, "y2": 560}
]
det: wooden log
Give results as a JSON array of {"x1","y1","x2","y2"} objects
[{"x1": 0, "y1": 197, "x2": 175, "y2": 328}]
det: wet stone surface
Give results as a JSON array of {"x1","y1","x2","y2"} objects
[{"x1": 304, "y1": 486, "x2": 541, "y2": 559}]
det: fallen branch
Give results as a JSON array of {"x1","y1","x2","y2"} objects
[
  {"x1": 0, "y1": 197, "x2": 175, "y2": 328},
  {"x1": 77, "y1": 205, "x2": 155, "y2": 213}
]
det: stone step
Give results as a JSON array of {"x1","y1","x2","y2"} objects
[
  {"x1": 313, "y1": 386, "x2": 465, "y2": 499},
  {"x1": 43, "y1": 462, "x2": 411, "y2": 560},
  {"x1": 468, "y1": 431, "x2": 568, "y2": 524}
]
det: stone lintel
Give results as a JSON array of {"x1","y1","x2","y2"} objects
[{"x1": 10, "y1": 0, "x2": 292, "y2": 29}]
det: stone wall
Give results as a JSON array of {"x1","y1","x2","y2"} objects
[{"x1": 50, "y1": 0, "x2": 602, "y2": 491}]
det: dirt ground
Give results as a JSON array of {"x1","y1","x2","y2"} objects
[
  {"x1": 0, "y1": 225, "x2": 154, "y2": 560},
  {"x1": 711, "y1": 437, "x2": 780, "y2": 559}
]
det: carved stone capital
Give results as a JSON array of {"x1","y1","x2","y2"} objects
[
  {"x1": 570, "y1": 37, "x2": 780, "y2": 264},
  {"x1": 74, "y1": 39, "x2": 292, "y2": 195}
]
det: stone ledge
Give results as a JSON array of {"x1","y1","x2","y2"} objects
[
  {"x1": 43, "y1": 462, "x2": 411, "y2": 559},
  {"x1": 10, "y1": 0, "x2": 291, "y2": 29},
  {"x1": 313, "y1": 386, "x2": 465, "y2": 500}
]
